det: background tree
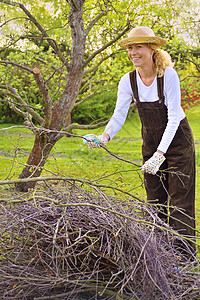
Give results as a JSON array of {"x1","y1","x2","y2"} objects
[{"x1": 0, "y1": 0, "x2": 199, "y2": 191}]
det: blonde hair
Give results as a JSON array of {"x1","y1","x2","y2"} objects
[{"x1": 148, "y1": 44, "x2": 174, "y2": 77}]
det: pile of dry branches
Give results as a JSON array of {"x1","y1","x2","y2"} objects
[{"x1": 0, "y1": 180, "x2": 199, "y2": 299}]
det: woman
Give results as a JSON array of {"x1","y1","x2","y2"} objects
[{"x1": 84, "y1": 26, "x2": 196, "y2": 256}]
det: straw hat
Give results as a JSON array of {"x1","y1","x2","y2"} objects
[{"x1": 118, "y1": 26, "x2": 166, "y2": 49}]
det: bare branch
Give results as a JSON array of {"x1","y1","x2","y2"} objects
[
  {"x1": 32, "y1": 68, "x2": 51, "y2": 128},
  {"x1": 63, "y1": 120, "x2": 109, "y2": 132},
  {"x1": 84, "y1": 52, "x2": 117, "y2": 75},
  {"x1": 0, "y1": 125, "x2": 24, "y2": 131},
  {"x1": 9, "y1": 99, "x2": 30, "y2": 119},
  {"x1": 23, "y1": 118, "x2": 41, "y2": 134},
  {"x1": 0, "y1": 37, "x2": 23, "y2": 52},
  {"x1": 0, "y1": 98, "x2": 43, "y2": 111},
  {"x1": 0, "y1": 0, "x2": 17, "y2": 7},
  {"x1": 47, "y1": 119, "x2": 109, "y2": 141},
  {"x1": 84, "y1": 9, "x2": 108, "y2": 36},
  {"x1": 83, "y1": 24, "x2": 130, "y2": 68},
  {"x1": 0, "y1": 34, "x2": 45, "y2": 52},
  {"x1": 180, "y1": 75, "x2": 200, "y2": 82},
  {"x1": 0, "y1": 16, "x2": 29, "y2": 28},
  {"x1": 0, "y1": 84, "x2": 44, "y2": 124},
  {"x1": 5, "y1": 99, "x2": 39, "y2": 134},
  {"x1": 0, "y1": 64, "x2": 53, "y2": 128},
  {"x1": 0, "y1": 177, "x2": 141, "y2": 200},
  {"x1": 75, "y1": 85, "x2": 117, "y2": 107},
  {"x1": 185, "y1": 58, "x2": 200, "y2": 72},
  {"x1": 49, "y1": 68, "x2": 65, "y2": 103},
  {"x1": 0, "y1": 0, "x2": 66, "y2": 63},
  {"x1": 0, "y1": 60, "x2": 33, "y2": 73}
]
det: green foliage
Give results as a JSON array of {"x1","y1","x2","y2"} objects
[
  {"x1": 0, "y1": 102, "x2": 23, "y2": 124},
  {"x1": 0, "y1": 0, "x2": 199, "y2": 124},
  {"x1": 0, "y1": 47, "x2": 65, "y2": 99},
  {"x1": 0, "y1": 48, "x2": 66, "y2": 123},
  {"x1": 72, "y1": 89, "x2": 117, "y2": 124}
]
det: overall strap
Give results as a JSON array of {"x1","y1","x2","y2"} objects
[
  {"x1": 129, "y1": 70, "x2": 165, "y2": 104},
  {"x1": 157, "y1": 75, "x2": 165, "y2": 104},
  {"x1": 129, "y1": 70, "x2": 139, "y2": 103}
]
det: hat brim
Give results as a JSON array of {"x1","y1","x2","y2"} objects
[{"x1": 118, "y1": 36, "x2": 166, "y2": 49}]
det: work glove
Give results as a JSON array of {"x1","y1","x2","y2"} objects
[
  {"x1": 141, "y1": 152, "x2": 166, "y2": 175},
  {"x1": 83, "y1": 134, "x2": 108, "y2": 149}
]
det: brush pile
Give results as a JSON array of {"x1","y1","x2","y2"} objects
[{"x1": 0, "y1": 181, "x2": 199, "y2": 299}]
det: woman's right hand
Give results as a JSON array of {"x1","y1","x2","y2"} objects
[{"x1": 83, "y1": 134, "x2": 108, "y2": 149}]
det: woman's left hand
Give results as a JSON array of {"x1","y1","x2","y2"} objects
[{"x1": 141, "y1": 152, "x2": 166, "y2": 175}]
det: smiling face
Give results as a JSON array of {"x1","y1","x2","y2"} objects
[{"x1": 128, "y1": 43, "x2": 154, "y2": 69}]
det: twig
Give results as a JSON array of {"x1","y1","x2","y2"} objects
[
  {"x1": 83, "y1": 24, "x2": 130, "y2": 67},
  {"x1": 0, "y1": 60, "x2": 33, "y2": 73},
  {"x1": 0, "y1": 176, "x2": 142, "y2": 201},
  {"x1": 5, "y1": 194, "x2": 197, "y2": 245},
  {"x1": 38, "y1": 127, "x2": 142, "y2": 167},
  {"x1": 120, "y1": 221, "x2": 155, "y2": 292},
  {"x1": 0, "y1": 181, "x2": 199, "y2": 299},
  {"x1": 0, "y1": 125, "x2": 25, "y2": 131}
]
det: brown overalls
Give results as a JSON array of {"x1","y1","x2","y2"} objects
[{"x1": 129, "y1": 70, "x2": 196, "y2": 253}]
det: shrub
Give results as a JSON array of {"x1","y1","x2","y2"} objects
[{"x1": 181, "y1": 77, "x2": 200, "y2": 111}]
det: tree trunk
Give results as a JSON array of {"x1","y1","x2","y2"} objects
[
  {"x1": 15, "y1": 132, "x2": 57, "y2": 192},
  {"x1": 16, "y1": 0, "x2": 85, "y2": 192}
]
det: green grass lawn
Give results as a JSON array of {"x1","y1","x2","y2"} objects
[{"x1": 0, "y1": 107, "x2": 200, "y2": 246}]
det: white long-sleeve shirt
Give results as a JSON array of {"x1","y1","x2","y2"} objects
[{"x1": 104, "y1": 67, "x2": 185, "y2": 153}]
